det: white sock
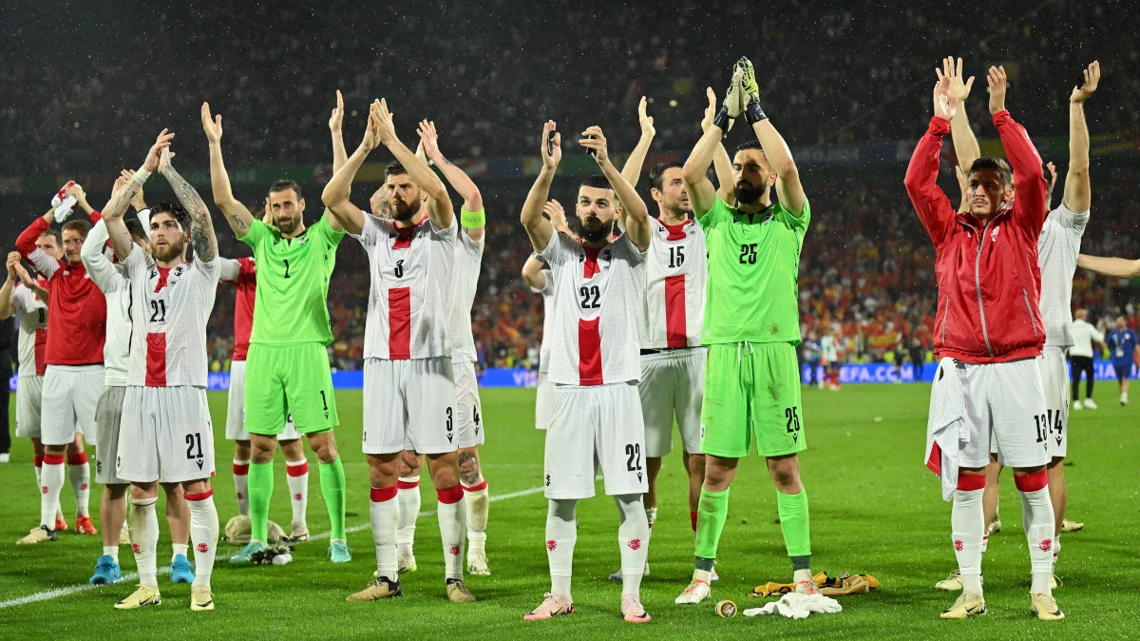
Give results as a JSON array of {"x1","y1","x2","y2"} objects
[
  {"x1": 616, "y1": 495, "x2": 649, "y2": 597},
  {"x1": 547, "y1": 499, "x2": 577, "y2": 600},
  {"x1": 40, "y1": 456, "x2": 66, "y2": 529},
  {"x1": 396, "y1": 477, "x2": 420, "y2": 556},
  {"x1": 103, "y1": 545, "x2": 119, "y2": 563},
  {"x1": 951, "y1": 488, "x2": 985, "y2": 597},
  {"x1": 67, "y1": 454, "x2": 91, "y2": 517},
  {"x1": 1053, "y1": 533, "x2": 1061, "y2": 570},
  {"x1": 437, "y1": 487, "x2": 466, "y2": 581},
  {"x1": 128, "y1": 497, "x2": 160, "y2": 589},
  {"x1": 232, "y1": 459, "x2": 250, "y2": 518},
  {"x1": 1017, "y1": 480, "x2": 1056, "y2": 594},
  {"x1": 186, "y1": 491, "x2": 219, "y2": 590},
  {"x1": 172, "y1": 543, "x2": 188, "y2": 562},
  {"x1": 286, "y1": 459, "x2": 309, "y2": 527},
  {"x1": 369, "y1": 487, "x2": 399, "y2": 581},
  {"x1": 463, "y1": 481, "x2": 489, "y2": 556}
]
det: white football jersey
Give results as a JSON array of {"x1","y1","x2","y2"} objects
[
  {"x1": 639, "y1": 217, "x2": 707, "y2": 349},
  {"x1": 82, "y1": 219, "x2": 133, "y2": 386},
  {"x1": 353, "y1": 213, "x2": 457, "y2": 360},
  {"x1": 448, "y1": 231, "x2": 484, "y2": 364},
  {"x1": 123, "y1": 246, "x2": 220, "y2": 387},
  {"x1": 11, "y1": 283, "x2": 48, "y2": 378},
  {"x1": 531, "y1": 268, "x2": 555, "y2": 374},
  {"x1": 543, "y1": 232, "x2": 646, "y2": 386},
  {"x1": 1038, "y1": 204, "x2": 1089, "y2": 348}
]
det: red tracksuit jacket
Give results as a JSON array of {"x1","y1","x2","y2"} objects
[{"x1": 904, "y1": 110, "x2": 1047, "y2": 364}]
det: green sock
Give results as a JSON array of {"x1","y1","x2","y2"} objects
[
  {"x1": 248, "y1": 462, "x2": 274, "y2": 544},
  {"x1": 319, "y1": 457, "x2": 347, "y2": 541},
  {"x1": 777, "y1": 488, "x2": 811, "y2": 562},
  {"x1": 694, "y1": 487, "x2": 730, "y2": 562}
]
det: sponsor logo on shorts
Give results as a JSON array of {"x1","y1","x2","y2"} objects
[{"x1": 544, "y1": 473, "x2": 551, "y2": 487}]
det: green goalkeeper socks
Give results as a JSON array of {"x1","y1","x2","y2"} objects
[
  {"x1": 248, "y1": 462, "x2": 274, "y2": 544},
  {"x1": 777, "y1": 488, "x2": 811, "y2": 563},
  {"x1": 694, "y1": 487, "x2": 730, "y2": 565},
  {"x1": 319, "y1": 457, "x2": 347, "y2": 541}
]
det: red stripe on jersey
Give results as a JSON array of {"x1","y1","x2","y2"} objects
[
  {"x1": 392, "y1": 221, "x2": 422, "y2": 249},
  {"x1": 664, "y1": 274, "x2": 688, "y2": 348},
  {"x1": 926, "y1": 441, "x2": 942, "y2": 476},
  {"x1": 145, "y1": 332, "x2": 167, "y2": 387},
  {"x1": 154, "y1": 266, "x2": 172, "y2": 292},
  {"x1": 389, "y1": 287, "x2": 412, "y2": 360},
  {"x1": 583, "y1": 247, "x2": 601, "y2": 278},
  {"x1": 578, "y1": 318, "x2": 603, "y2": 386},
  {"x1": 33, "y1": 328, "x2": 47, "y2": 376},
  {"x1": 661, "y1": 220, "x2": 689, "y2": 241}
]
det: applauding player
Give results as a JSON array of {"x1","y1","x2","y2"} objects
[{"x1": 519, "y1": 120, "x2": 653, "y2": 623}]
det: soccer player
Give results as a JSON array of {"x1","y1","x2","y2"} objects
[
  {"x1": 517, "y1": 119, "x2": 652, "y2": 623},
  {"x1": 322, "y1": 99, "x2": 474, "y2": 604},
  {"x1": 802, "y1": 330, "x2": 822, "y2": 387},
  {"x1": 104, "y1": 132, "x2": 221, "y2": 611},
  {"x1": 1067, "y1": 308, "x2": 1102, "y2": 410},
  {"x1": 1105, "y1": 316, "x2": 1138, "y2": 406},
  {"x1": 939, "y1": 58, "x2": 1099, "y2": 588},
  {"x1": 82, "y1": 171, "x2": 195, "y2": 585},
  {"x1": 820, "y1": 331, "x2": 840, "y2": 390},
  {"x1": 203, "y1": 102, "x2": 350, "y2": 564},
  {"x1": 672, "y1": 59, "x2": 836, "y2": 616},
  {"x1": 905, "y1": 66, "x2": 1061, "y2": 620},
  {"x1": 15, "y1": 183, "x2": 106, "y2": 544},
  {"x1": 0, "y1": 243, "x2": 65, "y2": 533}
]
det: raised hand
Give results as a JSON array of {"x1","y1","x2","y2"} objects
[
  {"x1": 329, "y1": 90, "x2": 344, "y2": 133},
  {"x1": 723, "y1": 66, "x2": 748, "y2": 118},
  {"x1": 543, "y1": 199, "x2": 565, "y2": 223},
  {"x1": 737, "y1": 56, "x2": 760, "y2": 103},
  {"x1": 201, "y1": 103, "x2": 223, "y2": 143},
  {"x1": 638, "y1": 96, "x2": 655, "y2": 138},
  {"x1": 579, "y1": 125, "x2": 609, "y2": 165},
  {"x1": 158, "y1": 145, "x2": 176, "y2": 175},
  {"x1": 935, "y1": 56, "x2": 975, "y2": 103},
  {"x1": 417, "y1": 119, "x2": 443, "y2": 163},
  {"x1": 6, "y1": 251, "x2": 20, "y2": 282},
  {"x1": 374, "y1": 98, "x2": 398, "y2": 146},
  {"x1": 933, "y1": 75, "x2": 959, "y2": 122},
  {"x1": 121, "y1": 169, "x2": 146, "y2": 209},
  {"x1": 701, "y1": 87, "x2": 718, "y2": 132},
  {"x1": 361, "y1": 101, "x2": 383, "y2": 151},
  {"x1": 1070, "y1": 61, "x2": 1100, "y2": 104},
  {"x1": 1047, "y1": 161, "x2": 1058, "y2": 192},
  {"x1": 540, "y1": 121, "x2": 561, "y2": 170},
  {"x1": 987, "y1": 66, "x2": 1007, "y2": 114},
  {"x1": 143, "y1": 129, "x2": 175, "y2": 172}
]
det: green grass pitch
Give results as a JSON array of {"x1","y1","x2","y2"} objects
[{"x1": 1, "y1": 384, "x2": 1138, "y2": 640}]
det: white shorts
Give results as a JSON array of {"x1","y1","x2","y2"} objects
[
  {"x1": 224, "y1": 360, "x2": 299, "y2": 441},
  {"x1": 640, "y1": 348, "x2": 705, "y2": 458},
  {"x1": 535, "y1": 370, "x2": 553, "y2": 430},
  {"x1": 1041, "y1": 347, "x2": 1069, "y2": 458},
  {"x1": 957, "y1": 358, "x2": 1050, "y2": 469},
  {"x1": 15, "y1": 375, "x2": 43, "y2": 438},
  {"x1": 117, "y1": 386, "x2": 216, "y2": 484},
  {"x1": 545, "y1": 382, "x2": 648, "y2": 500},
  {"x1": 95, "y1": 386, "x2": 127, "y2": 485},
  {"x1": 453, "y1": 361, "x2": 484, "y2": 448},
  {"x1": 362, "y1": 357, "x2": 457, "y2": 455},
  {"x1": 40, "y1": 364, "x2": 103, "y2": 445}
]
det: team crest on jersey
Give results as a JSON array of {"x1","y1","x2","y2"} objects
[
  {"x1": 602, "y1": 249, "x2": 612, "y2": 271},
  {"x1": 991, "y1": 226, "x2": 1000, "y2": 243}
]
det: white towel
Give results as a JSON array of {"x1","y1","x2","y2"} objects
[
  {"x1": 51, "y1": 182, "x2": 78, "y2": 221},
  {"x1": 743, "y1": 592, "x2": 843, "y2": 618},
  {"x1": 924, "y1": 357, "x2": 969, "y2": 501}
]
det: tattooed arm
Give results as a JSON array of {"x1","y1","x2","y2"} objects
[
  {"x1": 160, "y1": 148, "x2": 218, "y2": 262},
  {"x1": 105, "y1": 132, "x2": 173, "y2": 259},
  {"x1": 202, "y1": 103, "x2": 254, "y2": 237}
]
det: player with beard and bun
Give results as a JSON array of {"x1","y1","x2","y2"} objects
[
  {"x1": 15, "y1": 183, "x2": 107, "y2": 545},
  {"x1": 907, "y1": 66, "x2": 1060, "y2": 620},
  {"x1": 323, "y1": 99, "x2": 474, "y2": 604},
  {"x1": 203, "y1": 101, "x2": 351, "y2": 565},
  {"x1": 82, "y1": 171, "x2": 196, "y2": 586},
  {"x1": 607, "y1": 91, "x2": 734, "y2": 583},
  {"x1": 674, "y1": 59, "x2": 839, "y2": 618},
  {"x1": 934, "y1": 58, "x2": 1099, "y2": 594},
  {"x1": 519, "y1": 120, "x2": 653, "y2": 624},
  {"x1": 0, "y1": 234, "x2": 66, "y2": 533},
  {"x1": 103, "y1": 132, "x2": 222, "y2": 611}
]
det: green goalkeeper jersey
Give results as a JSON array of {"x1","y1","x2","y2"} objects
[
  {"x1": 238, "y1": 216, "x2": 345, "y2": 346},
  {"x1": 698, "y1": 196, "x2": 810, "y2": 346}
]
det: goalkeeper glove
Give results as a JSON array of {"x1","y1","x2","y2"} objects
[
  {"x1": 723, "y1": 67, "x2": 748, "y2": 119},
  {"x1": 735, "y1": 57, "x2": 768, "y2": 124}
]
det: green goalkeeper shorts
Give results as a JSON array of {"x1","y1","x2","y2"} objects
[
  {"x1": 700, "y1": 341, "x2": 806, "y2": 458},
  {"x1": 243, "y1": 343, "x2": 338, "y2": 436}
]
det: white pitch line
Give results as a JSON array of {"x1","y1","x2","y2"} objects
[{"x1": 1, "y1": 483, "x2": 549, "y2": 609}]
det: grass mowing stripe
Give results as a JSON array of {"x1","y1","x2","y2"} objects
[{"x1": 0, "y1": 483, "x2": 550, "y2": 609}]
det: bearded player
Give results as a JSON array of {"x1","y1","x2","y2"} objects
[
  {"x1": 907, "y1": 66, "x2": 1062, "y2": 620},
  {"x1": 103, "y1": 132, "x2": 221, "y2": 611},
  {"x1": 323, "y1": 99, "x2": 474, "y2": 604},
  {"x1": 204, "y1": 101, "x2": 350, "y2": 564},
  {"x1": 670, "y1": 60, "x2": 838, "y2": 618},
  {"x1": 15, "y1": 183, "x2": 106, "y2": 544}
]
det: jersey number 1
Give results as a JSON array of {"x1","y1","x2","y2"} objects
[{"x1": 283, "y1": 259, "x2": 291, "y2": 278}]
